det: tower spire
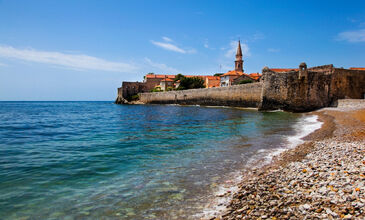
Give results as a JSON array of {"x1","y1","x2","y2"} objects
[
  {"x1": 235, "y1": 40, "x2": 244, "y2": 72},
  {"x1": 236, "y1": 40, "x2": 242, "y2": 57}
]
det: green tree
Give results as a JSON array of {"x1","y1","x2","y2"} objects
[
  {"x1": 238, "y1": 79, "x2": 253, "y2": 84},
  {"x1": 174, "y1": 73, "x2": 184, "y2": 82},
  {"x1": 178, "y1": 76, "x2": 205, "y2": 90}
]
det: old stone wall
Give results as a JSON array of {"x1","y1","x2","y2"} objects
[
  {"x1": 330, "y1": 69, "x2": 365, "y2": 100},
  {"x1": 117, "y1": 64, "x2": 364, "y2": 111},
  {"x1": 259, "y1": 66, "x2": 365, "y2": 112},
  {"x1": 119, "y1": 82, "x2": 154, "y2": 100},
  {"x1": 139, "y1": 83, "x2": 263, "y2": 107}
]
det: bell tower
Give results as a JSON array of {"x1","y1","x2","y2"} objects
[{"x1": 235, "y1": 40, "x2": 244, "y2": 72}]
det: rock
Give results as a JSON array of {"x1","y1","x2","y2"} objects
[{"x1": 343, "y1": 214, "x2": 353, "y2": 219}]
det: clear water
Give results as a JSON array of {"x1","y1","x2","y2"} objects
[{"x1": 0, "y1": 102, "x2": 302, "y2": 219}]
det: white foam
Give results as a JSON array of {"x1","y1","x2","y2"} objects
[
  {"x1": 196, "y1": 171, "x2": 243, "y2": 219},
  {"x1": 266, "y1": 109, "x2": 284, "y2": 112},
  {"x1": 196, "y1": 114, "x2": 323, "y2": 219},
  {"x1": 264, "y1": 114, "x2": 323, "y2": 163}
]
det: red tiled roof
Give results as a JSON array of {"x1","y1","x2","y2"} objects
[
  {"x1": 270, "y1": 68, "x2": 298, "y2": 73},
  {"x1": 222, "y1": 70, "x2": 246, "y2": 76},
  {"x1": 249, "y1": 73, "x2": 262, "y2": 80},
  {"x1": 185, "y1": 75, "x2": 206, "y2": 78},
  {"x1": 161, "y1": 78, "x2": 173, "y2": 82},
  {"x1": 206, "y1": 76, "x2": 220, "y2": 80},
  {"x1": 146, "y1": 74, "x2": 175, "y2": 79},
  {"x1": 349, "y1": 67, "x2": 365, "y2": 70}
]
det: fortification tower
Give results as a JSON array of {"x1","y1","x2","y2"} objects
[{"x1": 235, "y1": 40, "x2": 244, "y2": 72}]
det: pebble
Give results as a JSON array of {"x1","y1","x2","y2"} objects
[{"x1": 212, "y1": 102, "x2": 365, "y2": 220}]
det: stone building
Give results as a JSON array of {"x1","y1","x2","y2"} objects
[
  {"x1": 160, "y1": 78, "x2": 174, "y2": 91},
  {"x1": 136, "y1": 63, "x2": 365, "y2": 112},
  {"x1": 220, "y1": 41, "x2": 260, "y2": 86},
  {"x1": 204, "y1": 76, "x2": 221, "y2": 88},
  {"x1": 144, "y1": 74, "x2": 175, "y2": 89}
]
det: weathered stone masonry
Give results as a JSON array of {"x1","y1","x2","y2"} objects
[
  {"x1": 116, "y1": 64, "x2": 365, "y2": 112},
  {"x1": 260, "y1": 65, "x2": 365, "y2": 111},
  {"x1": 139, "y1": 83, "x2": 263, "y2": 107}
]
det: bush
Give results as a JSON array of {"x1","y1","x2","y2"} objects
[
  {"x1": 151, "y1": 87, "x2": 162, "y2": 92},
  {"x1": 238, "y1": 79, "x2": 253, "y2": 84},
  {"x1": 174, "y1": 73, "x2": 184, "y2": 82},
  {"x1": 178, "y1": 76, "x2": 205, "y2": 90},
  {"x1": 126, "y1": 94, "x2": 139, "y2": 101}
]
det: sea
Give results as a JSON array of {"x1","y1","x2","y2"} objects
[{"x1": 0, "y1": 102, "x2": 322, "y2": 219}]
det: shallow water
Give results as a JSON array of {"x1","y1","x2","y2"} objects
[{"x1": 0, "y1": 102, "x2": 305, "y2": 219}]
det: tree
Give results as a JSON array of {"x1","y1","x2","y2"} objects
[
  {"x1": 174, "y1": 73, "x2": 184, "y2": 82},
  {"x1": 178, "y1": 76, "x2": 205, "y2": 90},
  {"x1": 238, "y1": 79, "x2": 253, "y2": 84}
]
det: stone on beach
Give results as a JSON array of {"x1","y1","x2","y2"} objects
[{"x1": 210, "y1": 100, "x2": 365, "y2": 220}]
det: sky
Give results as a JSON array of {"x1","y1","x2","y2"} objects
[{"x1": 0, "y1": 0, "x2": 364, "y2": 101}]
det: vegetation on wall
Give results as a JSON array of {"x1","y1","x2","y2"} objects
[
  {"x1": 126, "y1": 94, "x2": 140, "y2": 101},
  {"x1": 151, "y1": 87, "x2": 162, "y2": 92}
]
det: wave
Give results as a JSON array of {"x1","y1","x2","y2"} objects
[{"x1": 198, "y1": 114, "x2": 323, "y2": 219}]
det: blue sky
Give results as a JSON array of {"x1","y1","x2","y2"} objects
[{"x1": 0, "y1": 0, "x2": 364, "y2": 101}]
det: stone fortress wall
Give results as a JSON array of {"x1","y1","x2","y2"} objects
[
  {"x1": 116, "y1": 63, "x2": 365, "y2": 112},
  {"x1": 260, "y1": 64, "x2": 365, "y2": 111},
  {"x1": 139, "y1": 82, "x2": 263, "y2": 107}
]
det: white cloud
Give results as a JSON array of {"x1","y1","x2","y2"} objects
[
  {"x1": 162, "y1": 36, "x2": 173, "y2": 42},
  {"x1": 0, "y1": 45, "x2": 137, "y2": 72},
  {"x1": 151, "y1": 40, "x2": 187, "y2": 53},
  {"x1": 225, "y1": 41, "x2": 250, "y2": 58},
  {"x1": 267, "y1": 48, "x2": 280, "y2": 53},
  {"x1": 337, "y1": 29, "x2": 365, "y2": 42},
  {"x1": 203, "y1": 39, "x2": 210, "y2": 48},
  {"x1": 0, "y1": 62, "x2": 7, "y2": 67},
  {"x1": 252, "y1": 33, "x2": 265, "y2": 41},
  {"x1": 151, "y1": 37, "x2": 196, "y2": 54},
  {"x1": 203, "y1": 39, "x2": 215, "y2": 50},
  {"x1": 145, "y1": 58, "x2": 179, "y2": 73}
]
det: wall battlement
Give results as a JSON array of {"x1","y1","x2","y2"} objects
[
  {"x1": 116, "y1": 63, "x2": 365, "y2": 112},
  {"x1": 260, "y1": 65, "x2": 365, "y2": 111}
]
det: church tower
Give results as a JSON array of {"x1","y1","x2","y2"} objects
[{"x1": 235, "y1": 40, "x2": 244, "y2": 72}]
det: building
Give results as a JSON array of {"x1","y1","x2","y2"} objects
[
  {"x1": 220, "y1": 41, "x2": 244, "y2": 87},
  {"x1": 160, "y1": 78, "x2": 174, "y2": 91},
  {"x1": 204, "y1": 76, "x2": 221, "y2": 88},
  {"x1": 232, "y1": 73, "x2": 256, "y2": 85},
  {"x1": 269, "y1": 68, "x2": 298, "y2": 73},
  {"x1": 249, "y1": 73, "x2": 261, "y2": 81},
  {"x1": 144, "y1": 74, "x2": 175, "y2": 89},
  {"x1": 220, "y1": 40, "x2": 261, "y2": 86}
]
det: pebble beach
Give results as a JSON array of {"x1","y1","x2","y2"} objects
[{"x1": 210, "y1": 99, "x2": 365, "y2": 220}]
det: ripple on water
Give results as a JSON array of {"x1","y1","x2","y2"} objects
[{"x1": 0, "y1": 102, "x2": 303, "y2": 219}]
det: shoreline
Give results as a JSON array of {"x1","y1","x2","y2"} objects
[{"x1": 205, "y1": 99, "x2": 365, "y2": 219}]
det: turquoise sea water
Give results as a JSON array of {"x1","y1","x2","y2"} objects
[{"x1": 0, "y1": 102, "x2": 303, "y2": 219}]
